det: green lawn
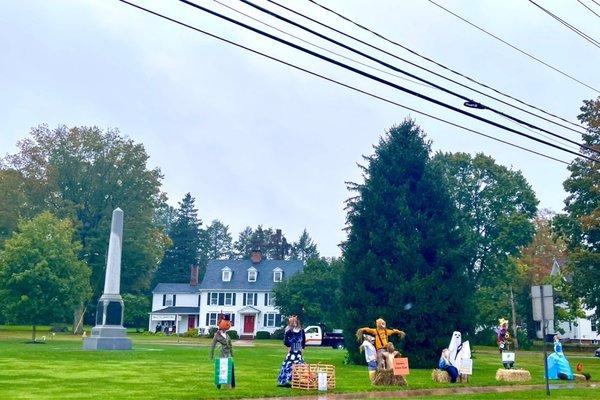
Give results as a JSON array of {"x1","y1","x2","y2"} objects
[{"x1": 1, "y1": 327, "x2": 599, "y2": 399}]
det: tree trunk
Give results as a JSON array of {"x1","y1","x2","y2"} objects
[
  {"x1": 32, "y1": 325, "x2": 36, "y2": 342},
  {"x1": 73, "y1": 303, "x2": 86, "y2": 334},
  {"x1": 510, "y1": 286, "x2": 519, "y2": 350}
]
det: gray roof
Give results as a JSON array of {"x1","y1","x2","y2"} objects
[
  {"x1": 150, "y1": 306, "x2": 199, "y2": 314},
  {"x1": 199, "y1": 259, "x2": 303, "y2": 291},
  {"x1": 153, "y1": 283, "x2": 200, "y2": 294}
]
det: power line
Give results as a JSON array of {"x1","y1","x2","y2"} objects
[
  {"x1": 304, "y1": 0, "x2": 587, "y2": 133},
  {"x1": 529, "y1": 0, "x2": 600, "y2": 49},
  {"x1": 237, "y1": 0, "x2": 599, "y2": 156},
  {"x1": 116, "y1": 0, "x2": 570, "y2": 165},
  {"x1": 212, "y1": 0, "x2": 433, "y2": 89},
  {"x1": 427, "y1": 0, "x2": 600, "y2": 93},
  {"x1": 178, "y1": 0, "x2": 597, "y2": 162},
  {"x1": 577, "y1": 0, "x2": 600, "y2": 19}
]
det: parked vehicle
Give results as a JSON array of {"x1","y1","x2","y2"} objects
[
  {"x1": 595, "y1": 347, "x2": 600, "y2": 357},
  {"x1": 304, "y1": 324, "x2": 344, "y2": 349}
]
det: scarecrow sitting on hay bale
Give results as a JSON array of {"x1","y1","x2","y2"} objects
[{"x1": 356, "y1": 318, "x2": 407, "y2": 386}]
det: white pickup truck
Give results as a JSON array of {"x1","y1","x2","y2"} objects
[{"x1": 304, "y1": 324, "x2": 345, "y2": 349}]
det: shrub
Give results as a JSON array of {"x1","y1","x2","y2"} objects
[
  {"x1": 271, "y1": 327, "x2": 285, "y2": 340},
  {"x1": 228, "y1": 330, "x2": 239, "y2": 340},
  {"x1": 205, "y1": 327, "x2": 218, "y2": 338},
  {"x1": 182, "y1": 329, "x2": 199, "y2": 337},
  {"x1": 49, "y1": 325, "x2": 68, "y2": 333},
  {"x1": 255, "y1": 331, "x2": 271, "y2": 340}
]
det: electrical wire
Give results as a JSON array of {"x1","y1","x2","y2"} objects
[
  {"x1": 212, "y1": 0, "x2": 433, "y2": 89},
  {"x1": 533, "y1": 0, "x2": 600, "y2": 46},
  {"x1": 178, "y1": 0, "x2": 597, "y2": 161},
  {"x1": 304, "y1": 0, "x2": 587, "y2": 132},
  {"x1": 529, "y1": 0, "x2": 600, "y2": 49},
  {"x1": 237, "y1": 0, "x2": 599, "y2": 156},
  {"x1": 117, "y1": 0, "x2": 571, "y2": 165},
  {"x1": 577, "y1": 0, "x2": 600, "y2": 19},
  {"x1": 427, "y1": 0, "x2": 600, "y2": 93}
]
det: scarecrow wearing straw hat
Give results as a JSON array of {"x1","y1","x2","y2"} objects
[{"x1": 356, "y1": 318, "x2": 405, "y2": 370}]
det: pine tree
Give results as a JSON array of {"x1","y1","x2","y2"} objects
[
  {"x1": 234, "y1": 226, "x2": 254, "y2": 259},
  {"x1": 290, "y1": 229, "x2": 319, "y2": 261},
  {"x1": 201, "y1": 219, "x2": 233, "y2": 260},
  {"x1": 341, "y1": 120, "x2": 473, "y2": 367},
  {"x1": 154, "y1": 193, "x2": 202, "y2": 284}
]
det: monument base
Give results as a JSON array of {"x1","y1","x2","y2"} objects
[{"x1": 83, "y1": 326, "x2": 132, "y2": 350}]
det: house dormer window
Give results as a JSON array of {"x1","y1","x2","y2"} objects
[
  {"x1": 248, "y1": 267, "x2": 257, "y2": 282},
  {"x1": 222, "y1": 267, "x2": 232, "y2": 282},
  {"x1": 273, "y1": 268, "x2": 283, "y2": 282}
]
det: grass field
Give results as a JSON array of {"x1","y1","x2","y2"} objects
[{"x1": 1, "y1": 326, "x2": 599, "y2": 399}]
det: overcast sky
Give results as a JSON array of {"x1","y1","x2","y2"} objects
[{"x1": 1, "y1": 0, "x2": 599, "y2": 257}]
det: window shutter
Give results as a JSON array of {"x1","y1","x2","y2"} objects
[
  {"x1": 207, "y1": 293, "x2": 210, "y2": 305},
  {"x1": 198, "y1": 295, "x2": 201, "y2": 307},
  {"x1": 275, "y1": 314, "x2": 282, "y2": 326},
  {"x1": 231, "y1": 314, "x2": 235, "y2": 326},
  {"x1": 173, "y1": 295, "x2": 176, "y2": 306},
  {"x1": 162, "y1": 294, "x2": 166, "y2": 307},
  {"x1": 264, "y1": 314, "x2": 267, "y2": 326},
  {"x1": 233, "y1": 293, "x2": 236, "y2": 306},
  {"x1": 243, "y1": 293, "x2": 247, "y2": 306},
  {"x1": 264, "y1": 293, "x2": 268, "y2": 306},
  {"x1": 254, "y1": 293, "x2": 258, "y2": 306},
  {"x1": 205, "y1": 313, "x2": 209, "y2": 326},
  {"x1": 218, "y1": 293, "x2": 224, "y2": 306}
]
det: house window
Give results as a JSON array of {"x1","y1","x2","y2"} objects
[
  {"x1": 243, "y1": 292, "x2": 258, "y2": 306},
  {"x1": 263, "y1": 313, "x2": 281, "y2": 327},
  {"x1": 592, "y1": 318, "x2": 597, "y2": 332},
  {"x1": 273, "y1": 268, "x2": 283, "y2": 282},
  {"x1": 264, "y1": 293, "x2": 275, "y2": 306},
  {"x1": 248, "y1": 267, "x2": 257, "y2": 282},
  {"x1": 163, "y1": 294, "x2": 175, "y2": 307},
  {"x1": 222, "y1": 267, "x2": 232, "y2": 282},
  {"x1": 208, "y1": 292, "x2": 219, "y2": 305},
  {"x1": 208, "y1": 292, "x2": 235, "y2": 306},
  {"x1": 206, "y1": 312, "x2": 235, "y2": 327}
]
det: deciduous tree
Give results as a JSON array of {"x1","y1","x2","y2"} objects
[{"x1": 0, "y1": 212, "x2": 91, "y2": 341}]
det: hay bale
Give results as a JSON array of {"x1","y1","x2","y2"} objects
[
  {"x1": 495, "y1": 368, "x2": 531, "y2": 382},
  {"x1": 573, "y1": 373, "x2": 587, "y2": 382},
  {"x1": 432, "y1": 369, "x2": 450, "y2": 383},
  {"x1": 372, "y1": 369, "x2": 407, "y2": 386}
]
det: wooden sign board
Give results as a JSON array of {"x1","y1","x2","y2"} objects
[
  {"x1": 393, "y1": 357, "x2": 410, "y2": 376},
  {"x1": 459, "y1": 358, "x2": 473, "y2": 375}
]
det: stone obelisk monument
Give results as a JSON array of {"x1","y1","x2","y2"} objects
[{"x1": 84, "y1": 208, "x2": 132, "y2": 350}]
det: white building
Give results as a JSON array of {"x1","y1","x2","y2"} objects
[
  {"x1": 148, "y1": 251, "x2": 303, "y2": 337},
  {"x1": 535, "y1": 258, "x2": 599, "y2": 343}
]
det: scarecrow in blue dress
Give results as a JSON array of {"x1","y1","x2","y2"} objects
[
  {"x1": 277, "y1": 315, "x2": 306, "y2": 387},
  {"x1": 546, "y1": 335, "x2": 574, "y2": 380}
]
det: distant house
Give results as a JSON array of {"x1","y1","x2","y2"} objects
[
  {"x1": 535, "y1": 258, "x2": 598, "y2": 343},
  {"x1": 148, "y1": 250, "x2": 303, "y2": 337}
]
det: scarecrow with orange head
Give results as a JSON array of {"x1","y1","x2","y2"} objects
[{"x1": 210, "y1": 313, "x2": 235, "y2": 388}]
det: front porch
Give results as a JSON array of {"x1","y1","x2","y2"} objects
[{"x1": 238, "y1": 305, "x2": 261, "y2": 339}]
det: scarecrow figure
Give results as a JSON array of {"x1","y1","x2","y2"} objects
[
  {"x1": 210, "y1": 314, "x2": 235, "y2": 389},
  {"x1": 277, "y1": 315, "x2": 306, "y2": 387},
  {"x1": 356, "y1": 318, "x2": 405, "y2": 369},
  {"x1": 496, "y1": 318, "x2": 514, "y2": 369}
]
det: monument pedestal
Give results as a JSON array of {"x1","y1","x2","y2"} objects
[
  {"x1": 83, "y1": 294, "x2": 132, "y2": 350},
  {"x1": 83, "y1": 326, "x2": 132, "y2": 350}
]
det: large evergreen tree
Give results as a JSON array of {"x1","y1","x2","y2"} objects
[
  {"x1": 201, "y1": 219, "x2": 233, "y2": 260},
  {"x1": 154, "y1": 193, "x2": 202, "y2": 284},
  {"x1": 234, "y1": 226, "x2": 254, "y2": 259},
  {"x1": 290, "y1": 229, "x2": 319, "y2": 261},
  {"x1": 554, "y1": 97, "x2": 600, "y2": 315},
  {"x1": 341, "y1": 121, "x2": 472, "y2": 367}
]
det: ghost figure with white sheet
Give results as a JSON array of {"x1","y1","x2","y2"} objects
[{"x1": 447, "y1": 331, "x2": 471, "y2": 374}]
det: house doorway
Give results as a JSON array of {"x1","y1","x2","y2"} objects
[
  {"x1": 187, "y1": 315, "x2": 196, "y2": 330},
  {"x1": 243, "y1": 315, "x2": 255, "y2": 335}
]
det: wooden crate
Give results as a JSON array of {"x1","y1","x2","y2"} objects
[{"x1": 291, "y1": 363, "x2": 336, "y2": 390}]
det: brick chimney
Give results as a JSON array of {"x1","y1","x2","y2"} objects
[
  {"x1": 250, "y1": 250, "x2": 263, "y2": 264},
  {"x1": 190, "y1": 265, "x2": 199, "y2": 286}
]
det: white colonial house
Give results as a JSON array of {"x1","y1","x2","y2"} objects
[
  {"x1": 149, "y1": 251, "x2": 303, "y2": 337},
  {"x1": 535, "y1": 258, "x2": 599, "y2": 343}
]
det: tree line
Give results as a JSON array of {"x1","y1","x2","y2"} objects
[{"x1": 0, "y1": 96, "x2": 597, "y2": 355}]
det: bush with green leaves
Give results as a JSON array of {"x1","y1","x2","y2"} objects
[{"x1": 255, "y1": 331, "x2": 271, "y2": 340}]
